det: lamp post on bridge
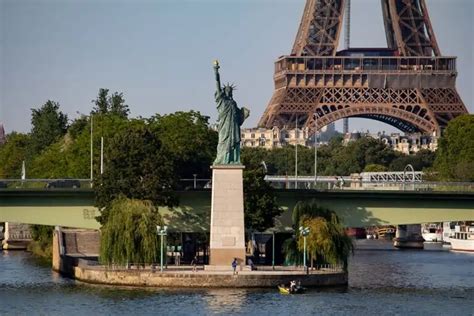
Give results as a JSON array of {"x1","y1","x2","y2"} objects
[
  {"x1": 299, "y1": 226, "x2": 310, "y2": 273},
  {"x1": 157, "y1": 225, "x2": 168, "y2": 272},
  {"x1": 314, "y1": 113, "x2": 318, "y2": 189}
]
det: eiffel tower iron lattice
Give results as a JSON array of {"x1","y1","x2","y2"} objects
[{"x1": 258, "y1": 0, "x2": 468, "y2": 135}]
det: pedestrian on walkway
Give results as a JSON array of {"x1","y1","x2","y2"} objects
[
  {"x1": 191, "y1": 255, "x2": 198, "y2": 272},
  {"x1": 232, "y1": 258, "x2": 238, "y2": 275}
]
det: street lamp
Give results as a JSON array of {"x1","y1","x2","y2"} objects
[
  {"x1": 295, "y1": 116, "x2": 298, "y2": 189},
  {"x1": 314, "y1": 113, "x2": 318, "y2": 189},
  {"x1": 299, "y1": 226, "x2": 310, "y2": 273},
  {"x1": 157, "y1": 225, "x2": 168, "y2": 272},
  {"x1": 76, "y1": 111, "x2": 94, "y2": 187}
]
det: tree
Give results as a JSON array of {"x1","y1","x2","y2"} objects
[
  {"x1": 29, "y1": 225, "x2": 54, "y2": 258},
  {"x1": 298, "y1": 214, "x2": 353, "y2": 270},
  {"x1": 242, "y1": 167, "x2": 282, "y2": 232},
  {"x1": 108, "y1": 92, "x2": 130, "y2": 118},
  {"x1": 364, "y1": 164, "x2": 388, "y2": 172},
  {"x1": 435, "y1": 114, "x2": 474, "y2": 181},
  {"x1": 283, "y1": 199, "x2": 353, "y2": 271},
  {"x1": 100, "y1": 196, "x2": 162, "y2": 266},
  {"x1": 148, "y1": 111, "x2": 217, "y2": 181},
  {"x1": 92, "y1": 88, "x2": 130, "y2": 118},
  {"x1": 0, "y1": 132, "x2": 31, "y2": 178},
  {"x1": 30, "y1": 100, "x2": 68, "y2": 155},
  {"x1": 92, "y1": 88, "x2": 109, "y2": 114},
  {"x1": 94, "y1": 124, "x2": 178, "y2": 224},
  {"x1": 389, "y1": 150, "x2": 436, "y2": 171}
]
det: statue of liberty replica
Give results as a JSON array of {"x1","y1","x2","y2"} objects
[
  {"x1": 208, "y1": 60, "x2": 249, "y2": 267},
  {"x1": 213, "y1": 60, "x2": 249, "y2": 165}
]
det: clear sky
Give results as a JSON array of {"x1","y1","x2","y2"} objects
[{"x1": 1, "y1": 0, "x2": 473, "y2": 134}]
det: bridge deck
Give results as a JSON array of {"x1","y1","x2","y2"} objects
[{"x1": 1, "y1": 189, "x2": 473, "y2": 230}]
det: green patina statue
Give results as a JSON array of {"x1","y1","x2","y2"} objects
[{"x1": 213, "y1": 60, "x2": 250, "y2": 165}]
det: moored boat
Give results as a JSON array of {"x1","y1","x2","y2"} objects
[
  {"x1": 421, "y1": 223, "x2": 442, "y2": 242},
  {"x1": 442, "y1": 222, "x2": 455, "y2": 245},
  {"x1": 450, "y1": 222, "x2": 474, "y2": 252}
]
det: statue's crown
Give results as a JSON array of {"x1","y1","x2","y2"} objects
[{"x1": 224, "y1": 83, "x2": 237, "y2": 90}]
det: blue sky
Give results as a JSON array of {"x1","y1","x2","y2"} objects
[{"x1": 1, "y1": 0, "x2": 473, "y2": 134}]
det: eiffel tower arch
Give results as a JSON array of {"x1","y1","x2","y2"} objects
[{"x1": 258, "y1": 0, "x2": 468, "y2": 135}]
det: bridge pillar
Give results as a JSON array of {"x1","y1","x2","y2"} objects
[
  {"x1": 393, "y1": 224, "x2": 424, "y2": 249},
  {"x1": 2, "y1": 222, "x2": 32, "y2": 250},
  {"x1": 52, "y1": 226, "x2": 63, "y2": 272}
]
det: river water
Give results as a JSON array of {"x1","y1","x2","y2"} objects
[{"x1": 0, "y1": 241, "x2": 472, "y2": 316}]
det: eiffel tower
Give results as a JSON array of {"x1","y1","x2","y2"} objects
[{"x1": 258, "y1": 0, "x2": 468, "y2": 135}]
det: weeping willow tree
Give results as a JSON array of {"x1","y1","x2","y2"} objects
[
  {"x1": 100, "y1": 196, "x2": 162, "y2": 266},
  {"x1": 283, "y1": 199, "x2": 353, "y2": 271}
]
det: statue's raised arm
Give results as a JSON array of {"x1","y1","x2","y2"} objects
[{"x1": 213, "y1": 60, "x2": 222, "y2": 94}]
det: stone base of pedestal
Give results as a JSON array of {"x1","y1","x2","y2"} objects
[{"x1": 209, "y1": 165, "x2": 246, "y2": 266}]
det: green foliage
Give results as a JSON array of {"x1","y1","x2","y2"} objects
[
  {"x1": 92, "y1": 88, "x2": 130, "y2": 118},
  {"x1": 435, "y1": 114, "x2": 474, "y2": 181},
  {"x1": 95, "y1": 123, "x2": 178, "y2": 224},
  {"x1": 283, "y1": 199, "x2": 353, "y2": 270},
  {"x1": 242, "y1": 167, "x2": 282, "y2": 232},
  {"x1": 298, "y1": 214, "x2": 353, "y2": 271},
  {"x1": 364, "y1": 164, "x2": 388, "y2": 172},
  {"x1": 30, "y1": 225, "x2": 54, "y2": 246},
  {"x1": 99, "y1": 196, "x2": 162, "y2": 266},
  {"x1": 29, "y1": 225, "x2": 54, "y2": 259},
  {"x1": 389, "y1": 149, "x2": 436, "y2": 171},
  {"x1": 148, "y1": 111, "x2": 217, "y2": 180},
  {"x1": 67, "y1": 116, "x2": 88, "y2": 139},
  {"x1": 0, "y1": 132, "x2": 30, "y2": 178},
  {"x1": 29, "y1": 100, "x2": 68, "y2": 155},
  {"x1": 241, "y1": 136, "x2": 412, "y2": 177}
]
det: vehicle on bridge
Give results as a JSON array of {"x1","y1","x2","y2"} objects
[{"x1": 45, "y1": 179, "x2": 81, "y2": 189}]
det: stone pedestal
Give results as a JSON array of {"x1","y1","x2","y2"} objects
[{"x1": 209, "y1": 165, "x2": 246, "y2": 266}]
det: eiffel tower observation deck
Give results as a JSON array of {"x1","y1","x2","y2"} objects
[{"x1": 258, "y1": 0, "x2": 468, "y2": 136}]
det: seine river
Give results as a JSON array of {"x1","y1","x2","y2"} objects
[{"x1": 0, "y1": 241, "x2": 472, "y2": 315}]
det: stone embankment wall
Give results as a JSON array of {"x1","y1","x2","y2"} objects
[
  {"x1": 53, "y1": 227, "x2": 348, "y2": 288},
  {"x1": 72, "y1": 266, "x2": 348, "y2": 288}
]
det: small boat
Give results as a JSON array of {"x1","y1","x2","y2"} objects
[{"x1": 278, "y1": 285, "x2": 306, "y2": 294}]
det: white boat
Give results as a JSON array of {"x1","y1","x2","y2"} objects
[
  {"x1": 421, "y1": 223, "x2": 442, "y2": 242},
  {"x1": 442, "y1": 222, "x2": 456, "y2": 244},
  {"x1": 450, "y1": 222, "x2": 474, "y2": 253}
]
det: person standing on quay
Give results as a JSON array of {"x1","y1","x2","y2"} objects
[
  {"x1": 191, "y1": 256, "x2": 198, "y2": 273},
  {"x1": 232, "y1": 258, "x2": 238, "y2": 275}
]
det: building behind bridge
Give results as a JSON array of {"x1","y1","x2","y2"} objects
[{"x1": 241, "y1": 125, "x2": 437, "y2": 155}]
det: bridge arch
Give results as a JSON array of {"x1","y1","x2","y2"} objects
[{"x1": 301, "y1": 88, "x2": 441, "y2": 134}]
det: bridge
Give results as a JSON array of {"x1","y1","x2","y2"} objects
[{"x1": 1, "y1": 189, "x2": 473, "y2": 231}]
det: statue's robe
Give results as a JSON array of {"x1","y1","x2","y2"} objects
[{"x1": 214, "y1": 90, "x2": 246, "y2": 165}]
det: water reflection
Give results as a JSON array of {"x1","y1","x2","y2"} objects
[{"x1": 203, "y1": 289, "x2": 249, "y2": 314}]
